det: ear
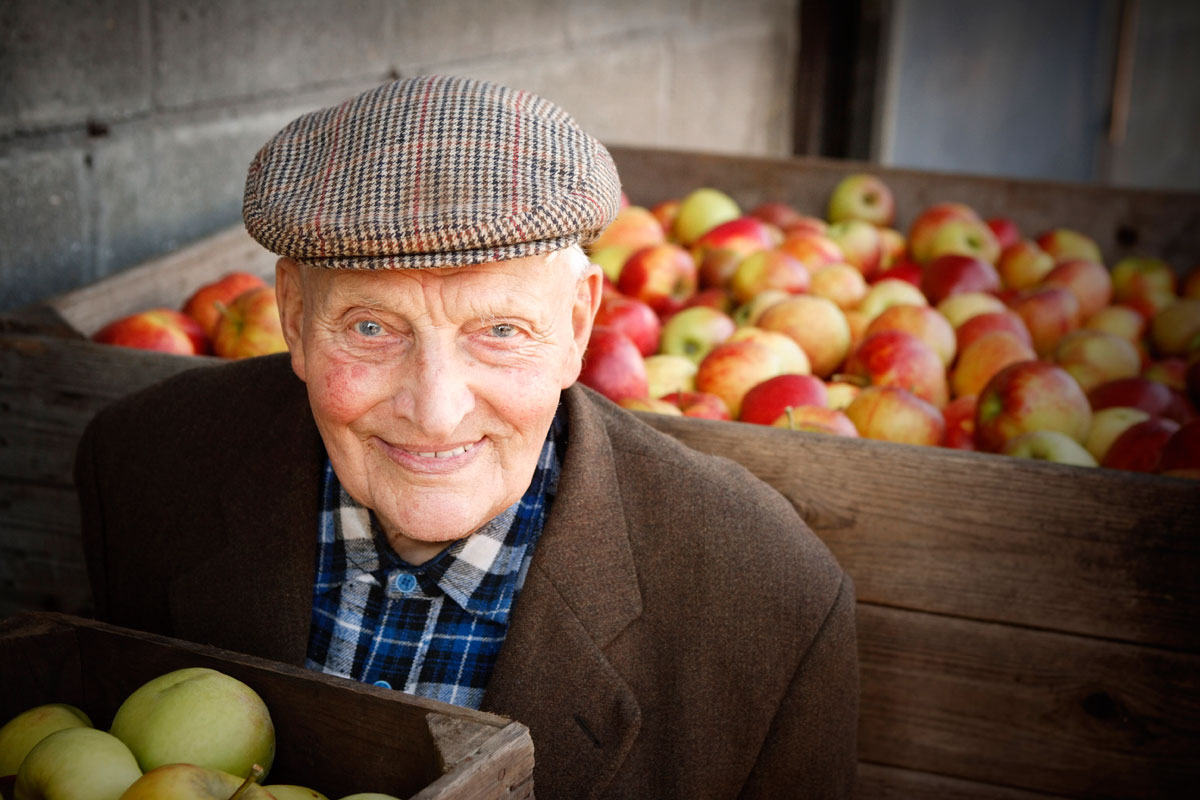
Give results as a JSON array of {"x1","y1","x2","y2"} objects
[
  {"x1": 562, "y1": 262, "x2": 604, "y2": 389},
  {"x1": 274, "y1": 257, "x2": 308, "y2": 382}
]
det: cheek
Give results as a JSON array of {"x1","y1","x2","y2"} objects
[{"x1": 310, "y1": 361, "x2": 381, "y2": 426}]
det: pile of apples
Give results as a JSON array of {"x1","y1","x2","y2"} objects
[
  {"x1": 580, "y1": 176, "x2": 1200, "y2": 477},
  {"x1": 92, "y1": 272, "x2": 287, "y2": 360},
  {"x1": 0, "y1": 667, "x2": 400, "y2": 800}
]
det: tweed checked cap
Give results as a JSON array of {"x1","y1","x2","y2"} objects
[{"x1": 243, "y1": 75, "x2": 622, "y2": 269}]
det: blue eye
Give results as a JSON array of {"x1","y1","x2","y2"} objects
[
  {"x1": 354, "y1": 320, "x2": 383, "y2": 337},
  {"x1": 490, "y1": 323, "x2": 517, "y2": 338}
]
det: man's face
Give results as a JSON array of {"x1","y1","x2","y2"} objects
[{"x1": 277, "y1": 251, "x2": 602, "y2": 563}]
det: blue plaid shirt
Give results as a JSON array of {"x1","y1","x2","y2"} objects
[{"x1": 305, "y1": 407, "x2": 566, "y2": 709}]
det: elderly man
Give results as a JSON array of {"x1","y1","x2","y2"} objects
[{"x1": 76, "y1": 75, "x2": 858, "y2": 798}]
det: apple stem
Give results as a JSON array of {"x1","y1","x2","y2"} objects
[
  {"x1": 784, "y1": 406, "x2": 796, "y2": 430},
  {"x1": 214, "y1": 300, "x2": 230, "y2": 318},
  {"x1": 228, "y1": 764, "x2": 265, "y2": 799}
]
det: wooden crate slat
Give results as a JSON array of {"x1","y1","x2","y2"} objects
[
  {"x1": 854, "y1": 762, "x2": 1072, "y2": 800},
  {"x1": 856, "y1": 603, "x2": 1200, "y2": 799},
  {"x1": 641, "y1": 412, "x2": 1200, "y2": 651}
]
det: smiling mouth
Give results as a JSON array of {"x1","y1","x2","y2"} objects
[{"x1": 404, "y1": 441, "x2": 478, "y2": 459}]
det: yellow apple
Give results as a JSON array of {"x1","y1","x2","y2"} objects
[
  {"x1": 14, "y1": 727, "x2": 141, "y2": 800},
  {"x1": 337, "y1": 794, "x2": 404, "y2": 800},
  {"x1": 1085, "y1": 406, "x2": 1152, "y2": 462},
  {"x1": 119, "y1": 763, "x2": 274, "y2": 800},
  {"x1": 642, "y1": 354, "x2": 698, "y2": 398},
  {"x1": 1002, "y1": 430, "x2": 1098, "y2": 467},
  {"x1": 0, "y1": 703, "x2": 92, "y2": 777},
  {"x1": 263, "y1": 787, "x2": 330, "y2": 800},
  {"x1": 857, "y1": 278, "x2": 927, "y2": 321}
]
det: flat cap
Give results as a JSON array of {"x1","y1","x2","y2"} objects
[{"x1": 243, "y1": 75, "x2": 622, "y2": 269}]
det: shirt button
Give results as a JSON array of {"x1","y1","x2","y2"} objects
[{"x1": 391, "y1": 572, "x2": 418, "y2": 593}]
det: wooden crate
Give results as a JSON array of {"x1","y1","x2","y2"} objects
[{"x1": 0, "y1": 611, "x2": 534, "y2": 799}]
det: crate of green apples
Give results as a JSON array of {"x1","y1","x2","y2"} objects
[{"x1": 0, "y1": 612, "x2": 533, "y2": 800}]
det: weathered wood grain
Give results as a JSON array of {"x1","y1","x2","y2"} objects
[{"x1": 854, "y1": 762, "x2": 1071, "y2": 800}]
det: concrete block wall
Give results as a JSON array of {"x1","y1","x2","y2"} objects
[{"x1": 0, "y1": 0, "x2": 798, "y2": 313}]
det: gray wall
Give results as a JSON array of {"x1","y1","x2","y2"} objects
[{"x1": 0, "y1": 0, "x2": 799, "y2": 313}]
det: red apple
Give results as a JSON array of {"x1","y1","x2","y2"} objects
[
  {"x1": 696, "y1": 248, "x2": 744, "y2": 290},
  {"x1": 1037, "y1": 228, "x2": 1103, "y2": 263},
  {"x1": 1143, "y1": 357, "x2": 1189, "y2": 392},
  {"x1": 757, "y1": 295, "x2": 852, "y2": 378},
  {"x1": 975, "y1": 360, "x2": 1092, "y2": 452},
  {"x1": 594, "y1": 294, "x2": 661, "y2": 357},
  {"x1": 872, "y1": 259, "x2": 923, "y2": 288},
  {"x1": 920, "y1": 254, "x2": 1001, "y2": 305},
  {"x1": 907, "y1": 202, "x2": 981, "y2": 263},
  {"x1": 182, "y1": 271, "x2": 268, "y2": 338},
  {"x1": 211, "y1": 286, "x2": 286, "y2": 359},
  {"x1": 1008, "y1": 286, "x2": 1082, "y2": 358},
  {"x1": 660, "y1": 390, "x2": 732, "y2": 420},
  {"x1": 589, "y1": 205, "x2": 665, "y2": 254},
  {"x1": 1041, "y1": 259, "x2": 1113, "y2": 320},
  {"x1": 845, "y1": 330, "x2": 949, "y2": 408},
  {"x1": 727, "y1": 327, "x2": 811, "y2": 375},
  {"x1": 778, "y1": 231, "x2": 844, "y2": 272},
  {"x1": 996, "y1": 240, "x2": 1056, "y2": 291},
  {"x1": 809, "y1": 263, "x2": 868, "y2": 311},
  {"x1": 827, "y1": 173, "x2": 895, "y2": 227},
  {"x1": 1087, "y1": 376, "x2": 1189, "y2": 422},
  {"x1": 1150, "y1": 298, "x2": 1200, "y2": 357},
  {"x1": 1111, "y1": 256, "x2": 1177, "y2": 301},
  {"x1": 1102, "y1": 417, "x2": 1181, "y2": 472},
  {"x1": 845, "y1": 385, "x2": 946, "y2": 446},
  {"x1": 617, "y1": 243, "x2": 698, "y2": 316},
  {"x1": 955, "y1": 310, "x2": 1033, "y2": 354},
  {"x1": 781, "y1": 215, "x2": 830, "y2": 238},
  {"x1": 827, "y1": 219, "x2": 883, "y2": 279},
  {"x1": 772, "y1": 405, "x2": 859, "y2": 437},
  {"x1": 694, "y1": 339, "x2": 787, "y2": 419},
  {"x1": 1084, "y1": 406, "x2": 1152, "y2": 462},
  {"x1": 578, "y1": 326, "x2": 648, "y2": 403},
  {"x1": 941, "y1": 394, "x2": 978, "y2": 449},
  {"x1": 1157, "y1": 418, "x2": 1200, "y2": 477},
  {"x1": 951, "y1": 330, "x2": 1037, "y2": 400},
  {"x1": 659, "y1": 305, "x2": 736, "y2": 364},
  {"x1": 739, "y1": 374, "x2": 829, "y2": 425},
  {"x1": 682, "y1": 287, "x2": 734, "y2": 314},
  {"x1": 649, "y1": 199, "x2": 680, "y2": 236},
  {"x1": 94, "y1": 308, "x2": 210, "y2": 356},
  {"x1": 1053, "y1": 329, "x2": 1141, "y2": 393},
  {"x1": 690, "y1": 216, "x2": 776, "y2": 270},
  {"x1": 986, "y1": 217, "x2": 1021, "y2": 251},
  {"x1": 729, "y1": 248, "x2": 810, "y2": 304},
  {"x1": 866, "y1": 303, "x2": 957, "y2": 366},
  {"x1": 750, "y1": 201, "x2": 805, "y2": 231}
]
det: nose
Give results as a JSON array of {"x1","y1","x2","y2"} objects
[{"x1": 399, "y1": 340, "x2": 476, "y2": 440}]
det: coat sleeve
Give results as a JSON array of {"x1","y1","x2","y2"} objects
[{"x1": 739, "y1": 572, "x2": 860, "y2": 799}]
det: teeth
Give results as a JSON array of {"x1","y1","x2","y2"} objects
[{"x1": 411, "y1": 442, "x2": 474, "y2": 459}]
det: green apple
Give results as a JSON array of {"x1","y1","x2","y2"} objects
[
  {"x1": 265, "y1": 787, "x2": 330, "y2": 800},
  {"x1": 642, "y1": 354, "x2": 698, "y2": 399},
  {"x1": 120, "y1": 763, "x2": 274, "y2": 800},
  {"x1": 1002, "y1": 430, "x2": 1098, "y2": 467},
  {"x1": 659, "y1": 306, "x2": 736, "y2": 364},
  {"x1": 671, "y1": 188, "x2": 740, "y2": 246},
  {"x1": 13, "y1": 727, "x2": 141, "y2": 800},
  {"x1": 0, "y1": 704, "x2": 92, "y2": 777},
  {"x1": 109, "y1": 667, "x2": 275, "y2": 779}
]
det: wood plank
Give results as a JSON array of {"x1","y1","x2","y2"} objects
[
  {"x1": 854, "y1": 762, "x2": 1070, "y2": 800},
  {"x1": 639, "y1": 412, "x2": 1200, "y2": 651},
  {"x1": 856, "y1": 603, "x2": 1200, "y2": 799},
  {"x1": 609, "y1": 145, "x2": 1200, "y2": 270},
  {"x1": 411, "y1": 722, "x2": 536, "y2": 800}
]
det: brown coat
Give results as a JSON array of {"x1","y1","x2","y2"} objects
[{"x1": 76, "y1": 354, "x2": 858, "y2": 799}]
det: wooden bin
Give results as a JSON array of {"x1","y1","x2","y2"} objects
[
  {"x1": 0, "y1": 611, "x2": 534, "y2": 799},
  {"x1": 3, "y1": 146, "x2": 1200, "y2": 799}
]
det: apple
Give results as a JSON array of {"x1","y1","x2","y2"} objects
[
  {"x1": 996, "y1": 240, "x2": 1056, "y2": 290},
  {"x1": 732, "y1": 289, "x2": 790, "y2": 328},
  {"x1": 1003, "y1": 430, "x2": 1098, "y2": 467},
  {"x1": 1143, "y1": 357, "x2": 1189, "y2": 392},
  {"x1": 212, "y1": 287, "x2": 288, "y2": 359},
  {"x1": 694, "y1": 339, "x2": 787, "y2": 419},
  {"x1": 778, "y1": 231, "x2": 844, "y2": 271},
  {"x1": 93, "y1": 308, "x2": 210, "y2": 356},
  {"x1": 1182, "y1": 265, "x2": 1200, "y2": 299},
  {"x1": 936, "y1": 291, "x2": 1007, "y2": 329},
  {"x1": 907, "y1": 202, "x2": 981, "y2": 264},
  {"x1": 844, "y1": 385, "x2": 946, "y2": 446},
  {"x1": 1036, "y1": 228, "x2": 1103, "y2": 263},
  {"x1": 757, "y1": 295, "x2": 852, "y2": 378},
  {"x1": 986, "y1": 217, "x2": 1021, "y2": 251},
  {"x1": 617, "y1": 243, "x2": 698, "y2": 316},
  {"x1": 182, "y1": 271, "x2": 268, "y2": 339},
  {"x1": 872, "y1": 259, "x2": 922, "y2": 288},
  {"x1": 950, "y1": 330, "x2": 1037, "y2": 400},
  {"x1": 594, "y1": 294, "x2": 661, "y2": 357},
  {"x1": 1083, "y1": 304, "x2": 1148, "y2": 346},
  {"x1": 826, "y1": 380, "x2": 861, "y2": 411},
  {"x1": 827, "y1": 173, "x2": 895, "y2": 227},
  {"x1": 1041, "y1": 259, "x2": 1113, "y2": 320},
  {"x1": 974, "y1": 361, "x2": 1092, "y2": 452},
  {"x1": 1008, "y1": 286, "x2": 1082, "y2": 358},
  {"x1": 619, "y1": 396, "x2": 683, "y2": 415},
  {"x1": 109, "y1": 667, "x2": 274, "y2": 778},
  {"x1": 1084, "y1": 406, "x2": 1152, "y2": 462},
  {"x1": 1053, "y1": 329, "x2": 1141, "y2": 393},
  {"x1": 119, "y1": 763, "x2": 274, "y2": 800},
  {"x1": 878, "y1": 228, "x2": 907, "y2": 268},
  {"x1": 866, "y1": 304, "x2": 957, "y2": 366},
  {"x1": 643, "y1": 354, "x2": 698, "y2": 398},
  {"x1": 13, "y1": 727, "x2": 141, "y2": 800},
  {"x1": 772, "y1": 405, "x2": 859, "y2": 437},
  {"x1": 857, "y1": 278, "x2": 927, "y2": 321},
  {"x1": 1087, "y1": 376, "x2": 1188, "y2": 422},
  {"x1": 658, "y1": 306, "x2": 736, "y2": 364},
  {"x1": 728, "y1": 248, "x2": 810, "y2": 304},
  {"x1": 0, "y1": 704, "x2": 92, "y2": 778},
  {"x1": 844, "y1": 309, "x2": 871, "y2": 355},
  {"x1": 690, "y1": 216, "x2": 776, "y2": 269},
  {"x1": 749, "y1": 201, "x2": 805, "y2": 231},
  {"x1": 1111, "y1": 256, "x2": 1177, "y2": 301},
  {"x1": 845, "y1": 330, "x2": 949, "y2": 408},
  {"x1": 695, "y1": 248, "x2": 744, "y2": 290},
  {"x1": 926, "y1": 218, "x2": 1001, "y2": 265},
  {"x1": 1150, "y1": 298, "x2": 1200, "y2": 357},
  {"x1": 682, "y1": 287, "x2": 734, "y2": 314},
  {"x1": 579, "y1": 326, "x2": 648, "y2": 403},
  {"x1": 338, "y1": 794, "x2": 404, "y2": 800},
  {"x1": 589, "y1": 205, "x2": 665, "y2": 254},
  {"x1": 649, "y1": 199, "x2": 680, "y2": 236},
  {"x1": 781, "y1": 215, "x2": 830, "y2": 237},
  {"x1": 941, "y1": 394, "x2": 978, "y2": 450},
  {"x1": 826, "y1": 219, "x2": 883, "y2": 279},
  {"x1": 264, "y1": 786, "x2": 330, "y2": 800},
  {"x1": 920, "y1": 254, "x2": 1001, "y2": 305},
  {"x1": 809, "y1": 263, "x2": 868, "y2": 311},
  {"x1": 660, "y1": 390, "x2": 731, "y2": 420},
  {"x1": 954, "y1": 310, "x2": 1033, "y2": 354},
  {"x1": 726, "y1": 327, "x2": 811, "y2": 374},
  {"x1": 589, "y1": 246, "x2": 633, "y2": 284},
  {"x1": 672, "y1": 187, "x2": 741, "y2": 245},
  {"x1": 1101, "y1": 417, "x2": 1181, "y2": 472},
  {"x1": 739, "y1": 374, "x2": 828, "y2": 425},
  {"x1": 1157, "y1": 418, "x2": 1200, "y2": 476}
]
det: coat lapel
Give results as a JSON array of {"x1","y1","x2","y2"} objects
[
  {"x1": 167, "y1": 360, "x2": 324, "y2": 667},
  {"x1": 483, "y1": 386, "x2": 644, "y2": 799}
]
